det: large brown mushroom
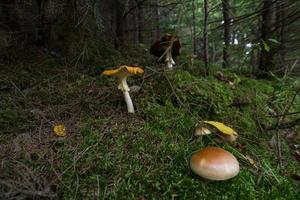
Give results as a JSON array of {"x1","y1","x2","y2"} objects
[
  {"x1": 150, "y1": 34, "x2": 181, "y2": 69},
  {"x1": 190, "y1": 146, "x2": 240, "y2": 181}
]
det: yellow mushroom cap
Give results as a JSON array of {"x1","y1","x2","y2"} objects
[
  {"x1": 190, "y1": 146, "x2": 239, "y2": 181},
  {"x1": 102, "y1": 65, "x2": 144, "y2": 77}
]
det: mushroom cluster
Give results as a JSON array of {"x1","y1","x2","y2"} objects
[
  {"x1": 150, "y1": 34, "x2": 181, "y2": 69},
  {"x1": 102, "y1": 65, "x2": 144, "y2": 113},
  {"x1": 190, "y1": 146, "x2": 240, "y2": 181}
]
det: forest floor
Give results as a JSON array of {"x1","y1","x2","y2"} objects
[{"x1": 0, "y1": 46, "x2": 299, "y2": 199}]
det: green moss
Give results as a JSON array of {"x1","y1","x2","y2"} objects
[{"x1": 1, "y1": 48, "x2": 299, "y2": 199}]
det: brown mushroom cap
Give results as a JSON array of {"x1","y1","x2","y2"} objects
[{"x1": 190, "y1": 146, "x2": 239, "y2": 181}]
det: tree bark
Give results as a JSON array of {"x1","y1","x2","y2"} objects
[
  {"x1": 259, "y1": 0, "x2": 275, "y2": 75},
  {"x1": 222, "y1": 0, "x2": 230, "y2": 68},
  {"x1": 1, "y1": 0, "x2": 20, "y2": 31},
  {"x1": 155, "y1": 0, "x2": 160, "y2": 39},
  {"x1": 192, "y1": 0, "x2": 196, "y2": 55},
  {"x1": 276, "y1": 0, "x2": 287, "y2": 73},
  {"x1": 203, "y1": 0, "x2": 209, "y2": 73},
  {"x1": 137, "y1": 2, "x2": 144, "y2": 43},
  {"x1": 36, "y1": 0, "x2": 52, "y2": 47},
  {"x1": 115, "y1": 0, "x2": 126, "y2": 48}
]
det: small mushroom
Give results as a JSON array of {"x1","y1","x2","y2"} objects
[
  {"x1": 194, "y1": 127, "x2": 212, "y2": 136},
  {"x1": 102, "y1": 65, "x2": 144, "y2": 113},
  {"x1": 190, "y1": 146, "x2": 240, "y2": 181},
  {"x1": 150, "y1": 34, "x2": 181, "y2": 69}
]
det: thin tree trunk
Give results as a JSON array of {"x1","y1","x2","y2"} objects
[
  {"x1": 203, "y1": 0, "x2": 209, "y2": 73},
  {"x1": 155, "y1": 0, "x2": 160, "y2": 39},
  {"x1": 115, "y1": 0, "x2": 126, "y2": 48},
  {"x1": 192, "y1": 0, "x2": 196, "y2": 55},
  {"x1": 259, "y1": 0, "x2": 275, "y2": 74},
  {"x1": 276, "y1": 0, "x2": 287, "y2": 73},
  {"x1": 222, "y1": 0, "x2": 230, "y2": 68}
]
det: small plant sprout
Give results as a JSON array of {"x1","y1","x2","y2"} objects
[{"x1": 102, "y1": 65, "x2": 144, "y2": 113}]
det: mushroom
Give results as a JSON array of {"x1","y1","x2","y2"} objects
[
  {"x1": 150, "y1": 34, "x2": 181, "y2": 69},
  {"x1": 190, "y1": 146, "x2": 239, "y2": 181},
  {"x1": 194, "y1": 127, "x2": 212, "y2": 136},
  {"x1": 102, "y1": 65, "x2": 144, "y2": 113}
]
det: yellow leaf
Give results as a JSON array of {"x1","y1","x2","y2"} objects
[
  {"x1": 53, "y1": 124, "x2": 66, "y2": 137},
  {"x1": 202, "y1": 121, "x2": 237, "y2": 136}
]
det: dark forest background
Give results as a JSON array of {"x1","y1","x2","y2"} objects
[{"x1": 0, "y1": 0, "x2": 299, "y2": 75}]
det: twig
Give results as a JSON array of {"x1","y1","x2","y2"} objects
[
  {"x1": 273, "y1": 87, "x2": 300, "y2": 168},
  {"x1": 267, "y1": 117, "x2": 300, "y2": 130},
  {"x1": 261, "y1": 111, "x2": 300, "y2": 118}
]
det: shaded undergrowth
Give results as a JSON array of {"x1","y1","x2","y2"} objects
[{"x1": 0, "y1": 48, "x2": 299, "y2": 199}]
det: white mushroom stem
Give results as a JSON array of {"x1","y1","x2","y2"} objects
[
  {"x1": 118, "y1": 77, "x2": 135, "y2": 113},
  {"x1": 123, "y1": 91, "x2": 134, "y2": 113},
  {"x1": 165, "y1": 49, "x2": 175, "y2": 69}
]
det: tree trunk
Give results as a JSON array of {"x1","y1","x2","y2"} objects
[
  {"x1": 192, "y1": 0, "x2": 196, "y2": 55},
  {"x1": 222, "y1": 0, "x2": 230, "y2": 68},
  {"x1": 203, "y1": 0, "x2": 209, "y2": 73},
  {"x1": 36, "y1": 0, "x2": 52, "y2": 47},
  {"x1": 259, "y1": 0, "x2": 275, "y2": 75},
  {"x1": 137, "y1": 2, "x2": 144, "y2": 43},
  {"x1": 115, "y1": 0, "x2": 126, "y2": 48},
  {"x1": 276, "y1": 0, "x2": 287, "y2": 73},
  {"x1": 155, "y1": 0, "x2": 160, "y2": 39},
  {"x1": 1, "y1": 0, "x2": 20, "y2": 31}
]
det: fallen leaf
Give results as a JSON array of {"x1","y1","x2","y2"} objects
[
  {"x1": 53, "y1": 124, "x2": 66, "y2": 137},
  {"x1": 202, "y1": 121, "x2": 238, "y2": 136}
]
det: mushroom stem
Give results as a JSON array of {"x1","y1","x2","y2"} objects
[
  {"x1": 118, "y1": 77, "x2": 130, "y2": 92},
  {"x1": 165, "y1": 49, "x2": 174, "y2": 69},
  {"x1": 123, "y1": 91, "x2": 135, "y2": 113},
  {"x1": 118, "y1": 77, "x2": 135, "y2": 113}
]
